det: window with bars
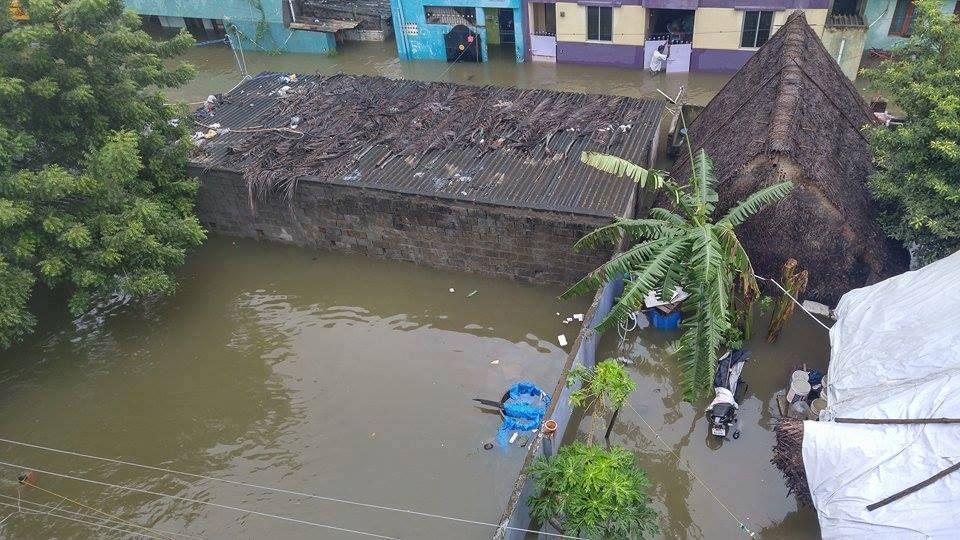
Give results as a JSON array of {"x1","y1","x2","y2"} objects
[
  {"x1": 587, "y1": 6, "x2": 612, "y2": 41},
  {"x1": 741, "y1": 10, "x2": 773, "y2": 48},
  {"x1": 888, "y1": 0, "x2": 916, "y2": 36},
  {"x1": 532, "y1": 3, "x2": 557, "y2": 36}
]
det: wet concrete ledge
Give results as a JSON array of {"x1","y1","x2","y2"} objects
[{"x1": 493, "y1": 243, "x2": 627, "y2": 539}]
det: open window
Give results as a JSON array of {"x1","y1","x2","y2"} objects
[
  {"x1": 826, "y1": 0, "x2": 867, "y2": 27},
  {"x1": 647, "y1": 8, "x2": 695, "y2": 43}
]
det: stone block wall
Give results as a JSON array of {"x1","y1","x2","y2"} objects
[{"x1": 193, "y1": 168, "x2": 631, "y2": 285}]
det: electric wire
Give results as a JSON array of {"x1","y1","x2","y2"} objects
[
  {"x1": 0, "y1": 461, "x2": 398, "y2": 540},
  {"x1": 0, "y1": 493, "x2": 199, "y2": 540},
  {"x1": 0, "y1": 500, "x2": 168, "y2": 540},
  {"x1": 752, "y1": 274, "x2": 832, "y2": 331},
  {"x1": 624, "y1": 402, "x2": 757, "y2": 537},
  {"x1": 21, "y1": 480, "x2": 179, "y2": 540},
  {"x1": 0, "y1": 438, "x2": 585, "y2": 540}
]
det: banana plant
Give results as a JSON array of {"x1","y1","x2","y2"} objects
[{"x1": 562, "y1": 149, "x2": 793, "y2": 401}]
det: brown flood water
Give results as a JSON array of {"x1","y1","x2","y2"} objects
[
  {"x1": 0, "y1": 38, "x2": 834, "y2": 539},
  {"x1": 0, "y1": 237, "x2": 584, "y2": 539},
  {"x1": 166, "y1": 40, "x2": 734, "y2": 106},
  {"x1": 572, "y1": 309, "x2": 830, "y2": 539}
]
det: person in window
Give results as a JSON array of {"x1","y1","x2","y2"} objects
[{"x1": 650, "y1": 40, "x2": 670, "y2": 73}]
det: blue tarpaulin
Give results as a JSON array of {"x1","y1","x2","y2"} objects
[{"x1": 497, "y1": 381, "x2": 550, "y2": 447}]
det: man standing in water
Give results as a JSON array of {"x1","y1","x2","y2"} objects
[{"x1": 650, "y1": 40, "x2": 671, "y2": 73}]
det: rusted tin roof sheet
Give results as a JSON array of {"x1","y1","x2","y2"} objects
[{"x1": 191, "y1": 73, "x2": 663, "y2": 218}]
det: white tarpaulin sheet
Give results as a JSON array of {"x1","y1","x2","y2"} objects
[{"x1": 803, "y1": 250, "x2": 960, "y2": 538}]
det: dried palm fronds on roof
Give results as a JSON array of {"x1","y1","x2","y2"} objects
[
  {"x1": 196, "y1": 73, "x2": 663, "y2": 218},
  {"x1": 772, "y1": 418, "x2": 812, "y2": 506},
  {"x1": 671, "y1": 11, "x2": 908, "y2": 304}
]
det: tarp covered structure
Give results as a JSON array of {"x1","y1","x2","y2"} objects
[{"x1": 802, "y1": 250, "x2": 960, "y2": 538}]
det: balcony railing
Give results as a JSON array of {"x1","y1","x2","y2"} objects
[{"x1": 826, "y1": 13, "x2": 866, "y2": 28}]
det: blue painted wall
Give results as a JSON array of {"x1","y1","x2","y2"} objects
[
  {"x1": 391, "y1": 0, "x2": 526, "y2": 62},
  {"x1": 124, "y1": 0, "x2": 336, "y2": 54},
  {"x1": 864, "y1": 0, "x2": 958, "y2": 50}
]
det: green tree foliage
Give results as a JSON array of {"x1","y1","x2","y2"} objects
[
  {"x1": 530, "y1": 362, "x2": 655, "y2": 538},
  {"x1": 0, "y1": 1, "x2": 205, "y2": 347},
  {"x1": 567, "y1": 359, "x2": 636, "y2": 444},
  {"x1": 528, "y1": 443, "x2": 658, "y2": 539},
  {"x1": 562, "y1": 150, "x2": 792, "y2": 401},
  {"x1": 864, "y1": 0, "x2": 960, "y2": 263}
]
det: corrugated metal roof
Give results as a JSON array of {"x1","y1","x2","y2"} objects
[{"x1": 191, "y1": 73, "x2": 664, "y2": 218}]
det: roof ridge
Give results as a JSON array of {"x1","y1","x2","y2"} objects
[{"x1": 767, "y1": 12, "x2": 809, "y2": 151}]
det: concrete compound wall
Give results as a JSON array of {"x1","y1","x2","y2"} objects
[
  {"x1": 494, "y1": 271, "x2": 625, "y2": 539},
  {"x1": 193, "y1": 168, "x2": 628, "y2": 285},
  {"x1": 821, "y1": 24, "x2": 867, "y2": 80}
]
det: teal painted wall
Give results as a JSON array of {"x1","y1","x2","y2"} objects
[
  {"x1": 391, "y1": 0, "x2": 525, "y2": 62},
  {"x1": 124, "y1": 0, "x2": 336, "y2": 54},
  {"x1": 864, "y1": 0, "x2": 958, "y2": 50}
]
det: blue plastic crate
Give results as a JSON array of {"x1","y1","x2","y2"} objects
[{"x1": 649, "y1": 309, "x2": 681, "y2": 330}]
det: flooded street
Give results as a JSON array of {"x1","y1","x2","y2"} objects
[
  {"x1": 0, "y1": 235, "x2": 829, "y2": 539},
  {"x1": 0, "y1": 237, "x2": 582, "y2": 539},
  {"x1": 577, "y1": 310, "x2": 829, "y2": 539},
  {"x1": 166, "y1": 40, "x2": 734, "y2": 106},
  {"x1": 0, "y1": 34, "x2": 839, "y2": 540}
]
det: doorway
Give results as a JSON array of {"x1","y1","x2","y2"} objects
[
  {"x1": 498, "y1": 8, "x2": 516, "y2": 45},
  {"x1": 530, "y1": 2, "x2": 557, "y2": 61},
  {"x1": 645, "y1": 8, "x2": 695, "y2": 72}
]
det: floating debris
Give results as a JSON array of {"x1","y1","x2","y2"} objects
[
  {"x1": 557, "y1": 334, "x2": 568, "y2": 347},
  {"x1": 467, "y1": 290, "x2": 478, "y2": 298}
]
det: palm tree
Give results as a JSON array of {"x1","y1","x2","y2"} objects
[{"x1": 562, "y1": 149, "x2": 792, "y2": 401}]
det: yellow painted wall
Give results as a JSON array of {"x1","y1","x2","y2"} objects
[
  {"x1": 555, "y1": 2, "x2": 586, "y2": 41},
  {"x1": 614, "y1": 6, "x2": 646, "y2": 46},
  {"x1": 554, "y1": 4, "x2": 645, "y2": 45},
  {"x1": 693, "y1": 8, "x2": 828, "y2": 50}
]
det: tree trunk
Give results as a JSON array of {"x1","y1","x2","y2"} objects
[{"x1": 767, "y1": 259, "x2": 809, "y2": 343}]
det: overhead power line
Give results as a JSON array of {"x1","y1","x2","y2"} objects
[
  {"x1": 0, "y1": 437, "x2": 584, "y2": 539},
  {"x1": 0, "y1": 460, "x2": 398, "y2": 540},
  {"x1": 0, "y1": 499, "x2": 168, "y2": 540},
  {"x1": 0, "y1": 493, "x2": 198, "y2": 540}
]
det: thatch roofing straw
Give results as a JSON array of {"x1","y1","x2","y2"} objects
[
  {"x1": 772, "y1": 418, "x2": 812, "y2": 506},
  {"x1": 672, "y1": 11, "x2": 908, "y2": 304}
]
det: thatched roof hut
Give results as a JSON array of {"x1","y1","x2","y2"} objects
[{"x1": 672, "y1": 11, "x2": 907, "y2": 304}]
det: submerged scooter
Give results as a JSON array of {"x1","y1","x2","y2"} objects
[{"x1": 706, "y1": 349, "x2": 750, "y2": 440}]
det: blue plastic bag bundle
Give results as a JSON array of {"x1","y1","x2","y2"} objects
[{"x1": 496, "y1": 381, "x2": 551, "y2": 447}]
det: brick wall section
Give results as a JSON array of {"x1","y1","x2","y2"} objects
[{"x1": 193, "y1": 167, "x2": 632, "y2": 285}]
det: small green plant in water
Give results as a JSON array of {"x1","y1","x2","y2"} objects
[
  {"x1": 567, "y1": 359, "x2": 636, "y2": 445},
  {"x1": 528, "y1": 360, "x2": 657, "y2": 538},
  {"x1": 528, "y1": 443, "x2": 659, "y2": 539}
]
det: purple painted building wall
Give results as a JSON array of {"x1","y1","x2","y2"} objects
[
  {"x1": 521, "y1": 0, "x2": 832, "y2": 72},
  {"x1": 557, "y1": 42, "x2": 646, "y2": 67}
]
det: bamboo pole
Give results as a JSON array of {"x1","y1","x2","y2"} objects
[
  {"x1": 835, "y1": 417, "x2": 960, "y2": 425},
  {"x1": 767, "y1": 259, "x2": 809, "y2": 343},
  {"x1": 867, "y1": 461, "x2": 960, "y2": 511}
]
